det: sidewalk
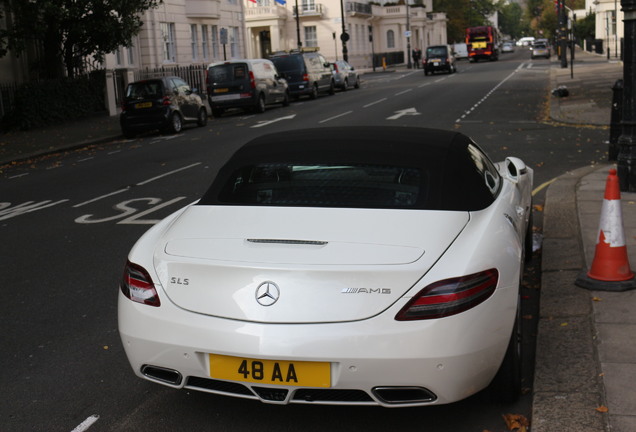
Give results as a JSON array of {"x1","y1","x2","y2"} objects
[
  {"x1": 1, "y1": 48, "x2": 635, "y2": 430},
  {"x1": 532, "y1": 49, "x2": 636, "y2": 432}
]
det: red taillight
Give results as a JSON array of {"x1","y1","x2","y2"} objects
[
  {"x1": 249, "y1": 70, "x2": 256, "y2": 89},
  {"x1": 121, "y1": 261, "x2": 161, "y2": 307},
  {"x1": 302, "y1": 73, "x2": 309, "y2": 82},
  {"x1": 395, "y1": 269, "x2": 498, "y2": 320},
  {"x1": 162, "y1": 96, "x2": 171, "y2": 106}
]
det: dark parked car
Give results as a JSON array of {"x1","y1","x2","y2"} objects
[
  {"x1": 206, "y1": 59, "x2": 290, "y2": 117},
  {"x1": 423, "y1": 45, "x2": 456, "y2": 75},
  {"x1": 120, "y1": 76, "x2": 208, "y2": 138},
  {"x1": 270, "y1": 50, "x2": 335, "y2": 99},
  {"x1": 331, "y1": 60, "x2": 360, "y2": 91}
]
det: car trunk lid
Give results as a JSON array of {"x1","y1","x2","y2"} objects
[{"x1": 156, "y1": 206, "x2": 469, "y2": 323}]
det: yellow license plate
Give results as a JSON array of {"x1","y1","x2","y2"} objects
[
  {"x1": 214, "y1": 88, "x2": 229, "y2": 93},
  {"x1": 209, "y1": 354, "x2": 330, "y2": 388},
  {"x1": 135, "y1": 102, "x2": 152, "y2": 109},
  {"x1": 472, "y1": 42, "x2": 487, "y2": 49}
]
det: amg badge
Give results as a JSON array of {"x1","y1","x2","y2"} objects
[{"x1": 342, "y1": 288, "x2": 391, "y2": 294}]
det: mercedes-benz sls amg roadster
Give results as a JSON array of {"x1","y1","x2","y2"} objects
[{"x1": 118, "y1": 126, "x2": 534, "y2": 407}]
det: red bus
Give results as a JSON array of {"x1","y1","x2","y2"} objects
[{"x1": 466, "y1": 26, "x2": 499, "y2": 62}]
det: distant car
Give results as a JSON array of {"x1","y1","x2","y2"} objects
[
  {"x1": 118, "y1": 126, "x2": 534, "y2": 407},
  {"x1": 331, "y1": 60, "x2": 360, "y2": 91},
  {"x1": 424, "y1": 45, "x2": 456, "y2": 75},
  {"x1": 531, "y1": 42, "x2": 550, "y2": 59},
  {"x1": 206, "y1": 59, "x2": 290, "y2": 117},
  {"x1": 270, "y1": 50, "x2": 335, "y2": 99},
  {"x1": 120, "y1": 76, "x2": 207, "y2": 138},
  {"x1": 502, "y1": 42, "x2": 515, "y2": 53}
]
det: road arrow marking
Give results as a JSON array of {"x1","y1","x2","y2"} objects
[
  {"x1": 251, "y1": 114, "x2": 297, "y2": 128},
  {"x1": 387, "y1": 108, "x2": 421, "y2": 120}
]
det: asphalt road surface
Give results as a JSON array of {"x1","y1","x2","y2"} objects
[{"x1": 0, "y1": 47, "x2": 610, "y2": 432}]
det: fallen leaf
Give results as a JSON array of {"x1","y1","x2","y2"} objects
[
  {"x1": 103, "y1": 345, "x2": 109, "y2": 350},
  {"x1": 592, "y1": 297, "x2": 602, "y2": 302},
  {"x1": 560, "y1": 322, "x2": 568, "y2": 327},
  {"x1": 596, "y1": 405, "x2": 609, "y2": 413},
  {"x1": 533, "y1": 204, "x2": 544, "y2": 212},
  {"x1": 523, "y1": 314, "x2": 533, "y2": 320},
  {"x1": 502, "y1": 413, "x2": 529, "y2": 431}
]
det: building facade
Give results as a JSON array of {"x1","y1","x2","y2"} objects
[
  {"x1": 244, "y1": 0, "x2": 447, "y2": 70},
  {"x1": 585, "y1": 0, "x2": 623, "y2": 57}
]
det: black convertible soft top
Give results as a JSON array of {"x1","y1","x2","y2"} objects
[{"x1": 199, "y1": 126, "x2": 500, "y2": 211}]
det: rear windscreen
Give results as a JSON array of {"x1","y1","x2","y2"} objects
[
  {"x1": 208, "y1": 64, "x2": 248, "y2": 83},
  {"x1": 426, "y1": 47, "x2": 447, "y2": 57},
  {"x1": 270, "y1": 56, "x2": 303, "y2": 73},
  {"x1": 126, "y1": 81, "x2": 163, "y2": 99},
  {"x1": 218, "y1": 163, "x2": 423, "y2": 209}
]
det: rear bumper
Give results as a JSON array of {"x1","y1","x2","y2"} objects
[
  {"x1": 207, "y1": 92, "x2": 258, "y2": 110},
  {"x1": 118, "y1": 283, "x2": 516, "y2": 406},
  {"x1": 120, "y1": 108, "x2": 171, "y2": 131}
]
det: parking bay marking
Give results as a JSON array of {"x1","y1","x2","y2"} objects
[{"x1": 251, "y1": 114, "x2": 297, "y2": 128}]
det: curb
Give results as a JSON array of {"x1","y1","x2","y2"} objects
[{"x1": 531, "y1": 165, "x2": 610, "y2": 432}]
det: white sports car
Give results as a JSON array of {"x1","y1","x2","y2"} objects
[{"x1": 118, "y1": 126, "x2": 533, "y2": 407}]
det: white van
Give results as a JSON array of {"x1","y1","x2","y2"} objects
[
  {"x1": 452, "y1": 43, "x2": 468, "y2": 60},
  {"x1": 516, "y1": 37, "x2": 535, "y2": 47}
]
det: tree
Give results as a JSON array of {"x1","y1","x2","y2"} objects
[
  {"x1": 0, "y1": 0, "x2": 162, "y2": 79},
  {"x1": 497, "y1": 1, "x2": 529, "y2": 39},
  {"x1": 433, "y1": 0, "x2": 497, "y2": 42}
]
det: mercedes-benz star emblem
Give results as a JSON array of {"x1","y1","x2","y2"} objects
[{"x1": 255, "y1": 281, "x2": 280, "y2": 306}]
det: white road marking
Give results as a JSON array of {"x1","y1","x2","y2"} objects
[
  {"x1": 363, "y1": 98, "x2": 387, "y2": 108},
  {"x1": 251, "y1": 114, "x2": 297, "y2": 128},
  {"x1": 455, "y1": 64, "x2": 523, "y2": 123},
  {"x1": 0, "y1": 200, "x2": 70, "y2": 221},
  {"x1": 70, "y1": 414, "x2": 99, "y2": 432},
  {"x1": 74, "y1": 163, "x2": 200, "y2": 208},
  {"x1": 395, "y1": 89, "x2": 413, "y2": 96},
  {"x1": 319, "y1": 111, "x2": 353, "y2": 123},
  {"x1": 387, "y1": 108, "x2": 421, "y2": 120}
]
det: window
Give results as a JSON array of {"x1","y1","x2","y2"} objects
[
  {"x1": 211, "y1": 25, "x2": 219, "y2": 59},
  {"x1": 191, "y1": 24, "x2": 199, "y2": 60},
  {"x1": 230, "y1": 27, "x2": 240, "y2": 58},
  {"x1": 202, "y1": 25, "x2": 209, "y2": 61},
  {"x1": 218, "y1": 163, "x2": 422, "y2": 208},
  {"x1": 161, "y1": 22, "x2": 176, "y2": 62},
  {"x1": 304, "y1": 26, "x2": 317, "y2": 47},
  {"x1": 302, "y1": 0, "x2": 315, "y2": 12},
  {"x1": 127, "y1": 46, "x2": 135, "y2": 65},
  {"x1": 115, "y1": 47, "x2": 123, "y2": 66},
  {"x1": 387, "y1": 29, "x2": 395, "y2": 49}
]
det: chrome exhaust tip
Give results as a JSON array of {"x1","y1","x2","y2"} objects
[
  {"x1": 141, "y1": 365, "x2": 183, "y2": 386},
  {"x1": 372, "y1": 386, "x2": 437, "y2": 404}
]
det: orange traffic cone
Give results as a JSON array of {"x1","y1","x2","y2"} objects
[{"x1": 576, "y1": 169, "x2": 636, "y2": 291}]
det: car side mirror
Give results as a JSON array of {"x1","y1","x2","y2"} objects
[{"x1": 505, "y1": 157, "x2": 527, "y2": 183}]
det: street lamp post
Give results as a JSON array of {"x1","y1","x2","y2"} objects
[
  {"x1": 618, "y1": 0, "x2": 636, "y2": 190},
  {"x1": 295, "y1": 0, "x2": 302, "y2": 50},
  {"x1": 406, "y1": 0, "x2": 412, "y2": 69},
  {"x1": 339, "y1": 0, "x2": 349, "y2": 61},
  {"x1": 559, "y1": 0, "x2": 568, "y2": 68}
]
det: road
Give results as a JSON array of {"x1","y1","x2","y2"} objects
[{"x1": 0, "y1": 48, "x2": 610, "y2": 432}]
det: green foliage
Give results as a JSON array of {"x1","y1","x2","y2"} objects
[
  {"x1": 497, "y1": 1, "x2": 529, "y2": 39},
  {"x1": 0, "y1": 0, "x2": 162, "y2": 79},
  {"x1": 433, "y1": 0, "x2": 497, "y2": 42},
  {"x1": 574, "y1": 13, "x2": 596, "y2": 42},
  {"x1": 3, "y1": 71, "x2": 106, "y2": 130}
]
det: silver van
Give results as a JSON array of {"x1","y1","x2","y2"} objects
[{"x1": 206, "y1": 59, "x2": 290, "y2": 117}]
